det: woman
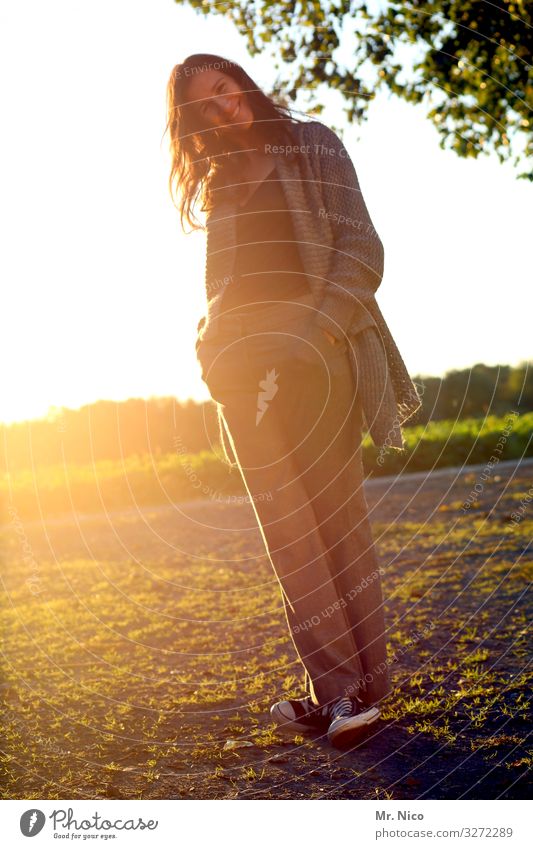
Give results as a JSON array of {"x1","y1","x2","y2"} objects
[{"x1": 165, "y1": 54, "x2": 421, "y2": 748}]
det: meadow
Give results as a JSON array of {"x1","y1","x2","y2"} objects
[{"x1": 1, "y1": 455, "x2": 531, "y2": 800}]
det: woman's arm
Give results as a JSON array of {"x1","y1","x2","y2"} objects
[{"x1": 306, "y1": 121, "x2": 385, "y2": 341}]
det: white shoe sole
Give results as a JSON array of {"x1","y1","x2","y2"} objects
[
  {"x1": 327, "y1": 706, "x2": 381, "y2": 747},
  {"x1": 270, "y1": 701, "x2": 320, "y2": 733}
]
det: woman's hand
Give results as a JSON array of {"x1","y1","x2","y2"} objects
[{"x1": 321, "y1": 328, "x2": 339, "y2": 346}]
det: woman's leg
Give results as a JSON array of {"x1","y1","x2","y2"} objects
[{"x1": 286, "y1": 333, "x2": 392, "y2": 709}]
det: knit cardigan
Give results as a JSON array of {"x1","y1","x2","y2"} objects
[{"x1": 196, "y1": 118, "x2": 422, "y2": 468}]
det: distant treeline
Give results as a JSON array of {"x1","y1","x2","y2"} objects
[
  {"x1": 1, "y1": 361, "x2": 531, "y2": 472},
  {"x1": 413, "y1": 362, "x2": 532, "y2": 423}
]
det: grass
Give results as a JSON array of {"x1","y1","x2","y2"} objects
[{"x1": 0, "y1": 458, "x2": 531, "y2": 799}]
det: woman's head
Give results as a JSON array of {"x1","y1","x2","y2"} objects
[
  {"x1": 164, "y1": 53, "x2": 302, "y2": 231},
  {"x1": 183, "y1": 60, "x2": 256, "y2": 137}
]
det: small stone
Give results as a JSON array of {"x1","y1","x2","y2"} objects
[{"x1": 223, "y1": 739, "x2": 254, "y2": 751}]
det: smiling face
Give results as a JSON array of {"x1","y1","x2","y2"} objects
[{"x1": 185, "y1": 67, "x2": 255, "y2": 138}]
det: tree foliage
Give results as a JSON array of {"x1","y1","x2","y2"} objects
[{"x1": 177, "y1": 0, "x2": 533, "y2": 178}]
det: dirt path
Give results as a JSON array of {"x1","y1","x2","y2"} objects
[{"x1": 1, "y1": 458, "x2": 531, "y2": 799}]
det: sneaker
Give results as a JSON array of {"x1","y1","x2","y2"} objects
[
  {"x1": 270, "y1": 696, "x2": 329, "y2": 733},
  {"x1": 326, "y1": 695, "x2": 381, "y2": 747}
]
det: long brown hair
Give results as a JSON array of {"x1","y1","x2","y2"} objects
[{"x1": 164, "y1": 53, "x2": 306, "y2": 233}]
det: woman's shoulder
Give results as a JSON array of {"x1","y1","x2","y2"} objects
[
  {"x1": 293, "y1": 117, "x2": 343, "y2": 148},
  {"x1": 291, "y1": 119, "x2": 349, "y2": 185}
]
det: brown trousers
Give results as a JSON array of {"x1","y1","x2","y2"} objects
[{"x1": 197, "y1": 290, "x2": 391, "y2": 708}]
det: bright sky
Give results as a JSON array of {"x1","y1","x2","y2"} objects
[{"x1": 1, "y1": 0, "x2": 531, "y2": 425}]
